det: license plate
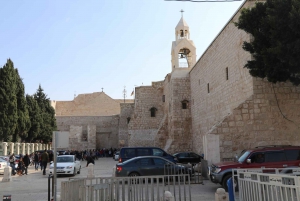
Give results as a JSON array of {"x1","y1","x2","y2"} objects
[{"x1": 57, "y1": 169, "x2": 64, "y2": 172}]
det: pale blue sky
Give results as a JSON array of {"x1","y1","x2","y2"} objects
[{"x1": 0, "y1": 0, "x2": 244, "y2": 101}]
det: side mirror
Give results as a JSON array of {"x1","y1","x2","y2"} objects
[{"x1": 246, "y1": 159, "x2": 251, "y2": 164}]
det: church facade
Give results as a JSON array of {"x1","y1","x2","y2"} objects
[{"x1": 52, "y1": 0, "x2": 300, "y2": 164}]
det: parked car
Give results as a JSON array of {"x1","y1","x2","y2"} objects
[
  {"x1": 49, "y1": 155, "x2": 81, "y2": 176},
  {"x1": 115, "y1": 156, "x2": 193, "y2": 177},
  {"x1": 209, "y1": 145, "x2": 300, "y2": 191},
  {"x1": 58, "y1": 150, "x2": 66, "y2": 156},
  {"x1": 113, "y1": 151, "x2": 120, "y2": 161},
  {"x1": 0, "y1": 156, "x2": 9, "y2": 162},
  {"x1": 173, "y1": 152, "x2": 203, "y2": 164},
  {"x1": 119, "y1": 147, "x2": 177, "y2": 163},
  {"x1": 0, "y1": 158, "x2": 9, "y2": 174}
]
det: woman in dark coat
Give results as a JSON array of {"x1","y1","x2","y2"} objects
[{"x1": 23, "y1": 154, "x2": 31, "y2": 175}]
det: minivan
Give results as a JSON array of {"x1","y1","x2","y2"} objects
[{"x1": 118, "y1": 147, "x2": 177, "y2": 163}]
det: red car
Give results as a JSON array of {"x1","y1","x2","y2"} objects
[{"x1": 209, "y1": 145, "x2": 300, "y2": 191}]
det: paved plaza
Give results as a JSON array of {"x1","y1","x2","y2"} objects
[{"x1": 0, "y1": 158, "x2": 222, "y2": 201}]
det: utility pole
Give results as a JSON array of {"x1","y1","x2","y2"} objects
[{"x1": 123, "y1": 86, "x2": 127, "y2": 103}]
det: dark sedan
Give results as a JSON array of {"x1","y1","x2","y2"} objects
[
  {"x1": 173, "y1": 152, "x2": 203, "y2": 164},
  {"x1": 115, "y1": 156, "x2": 193, "y2": 177}
]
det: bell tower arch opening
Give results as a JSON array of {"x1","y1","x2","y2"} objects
[{"x1": 171, "y1": 11, "x2": 196, "y2": 70}]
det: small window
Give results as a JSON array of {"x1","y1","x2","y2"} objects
[
  {"x1": 127, "y1": 117, "x2": 131, "y2": 124},
  {"x1": 162, "y1": 95, "x2": 165, "y2": 102},
  {"x1": 198, "y1": 79, "x2": 200, "y2": 85},
  {"x1": 226, "y1": 67, "x2": 229, "y2": 80},
  {"x1": 181, "y1": 100, "x2": 189, "y2": 109},
  {"x1": 207, "y1": 83, "x2": 210, "y2": 93},
  {"x1": 150, "y1": 107, "x2": 157, "y2": 117}
]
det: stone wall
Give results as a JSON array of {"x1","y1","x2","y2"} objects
[
  {"x1": 166, "y1": 69, "x2": 192, "y2": 153},
  {"x1": 54, "y1": 92, "x2": 133, "y2": 116},
  {"x1": 189, "y1": 0, "x2": 254, "y2": 160},
  {"x1": 56, "y1": 116, "x2": 119, "y2": 150},
  {"x1": 213, "y1": 79, "x2": 300, "y2": 161},
  {"x1": 119, "y1": 103, "x2": 134, "y2": 147},
  {"x1": 128, "y1": 84, "x2": 164, "y2": 147},
  {"x1": 190, "y1": 0, "x2": 300, "y2": 163}
]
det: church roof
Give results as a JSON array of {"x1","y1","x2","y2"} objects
[{"x1": 176, "y1": 17, "x2": 189, "y2": 30}]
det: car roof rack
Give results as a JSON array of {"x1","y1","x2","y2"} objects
[{"x1": 255, "y1": 145, "x2": 292, "y2": 149}]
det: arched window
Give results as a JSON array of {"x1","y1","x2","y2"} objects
[
  {"x1": 181, "y1": 100, "x2": 189, "y2": 109},
  {"x1": 127, "y1": 117, "x2": 131, "y2": 124},
  {"x1": 150, "y1": 107, "x2": 157, "y2": 117}
]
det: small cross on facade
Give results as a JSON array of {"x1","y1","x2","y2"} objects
[{"x1": 180, "y1": 9, "x2": 184, "y2": 17}]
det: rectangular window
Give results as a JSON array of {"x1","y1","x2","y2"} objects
[
  {"x1": 162, "y1": 95, "x2": 165, "y2": 102},
  {"x1": 198, "y1": 79, "x2": 200, "y2": 85},
  {"x1": 226, "y1": 67, "x2": 229, "y2": 80},
  {"x1": 207, "y1": 83, "x2": 210, "y2": 93}
]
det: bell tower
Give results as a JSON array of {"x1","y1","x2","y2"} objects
[{"x1": 171, "y1": 10, "x2": 196, "y2": 70}]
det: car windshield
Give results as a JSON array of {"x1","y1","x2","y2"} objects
[
  {"x1": 0, "y1": 158, "x2": 6, "y2": 162},
  {"x1": 57, "y1": 157, "x2": 73, "y2": 163},
  {"x1": 238, "y1": 151, "x2": 250, "y2": 163}
]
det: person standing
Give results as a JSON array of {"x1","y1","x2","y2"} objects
[
  {"x1": 23, "y1": 154, "x2": 30, "y2": 175},
  {"x1": 34, "y1": 152, "x2": 39, "y2": 171},
  {"x1": 86, "y1": 155, "x2": 95, "y2": 167},
  {"x1": 9, "y1": 153, "x2": 16, "y2": 175},
  {"x1": 41, "y1": 150, "x2": 49, "y2": 175}
]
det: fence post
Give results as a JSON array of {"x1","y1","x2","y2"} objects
[
  {"x1": 87, "y1": 164, "x2": 95, "y2": 178},
  {"x1": 215, "y1": 188, "x2": 228, "y2": 201},
  {"x1": 48, "y1": 174, "x2": 52, "y2": 201},
  {"x1": 227, "y1": 177, "x2": 234, "y2": 201}
]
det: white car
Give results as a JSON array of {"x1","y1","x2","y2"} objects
[
  {"x1": 114, "y1": 151, "x2": 120, "y2": 161},
  {"x1": 0, "y1": 158, "x2": 9, "y2": 174},
  {"x1": 49, "y1": 155, "x2": 81, "y2": 176}
]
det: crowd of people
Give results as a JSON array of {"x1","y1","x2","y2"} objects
[
  {"x1": 8, "y1": 148, "x2": 119, "y2": 176},
  {"x1": 9, "y1": 150, "x2": 51, "y2": 176}
]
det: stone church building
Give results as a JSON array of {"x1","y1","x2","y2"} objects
[{"x1": 51, "y1": 0, "x2": 300, "y2": 164}]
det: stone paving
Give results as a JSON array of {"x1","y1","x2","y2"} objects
[{"x1": 0, "y1": 157, "x2": 223, "y2": 201}]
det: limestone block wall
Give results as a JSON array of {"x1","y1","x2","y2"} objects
[
  {"x1": 56, "y1": 116, "x2": 119, "y2": 150},
  {"x1": 119, "y1": 103, "x2": 135, "y2": 147},
  {"x1": 54, "y1": 92, "x2": 123, "y2": 116},
  {"x1": 189, "y1": 1, "x2": 254, "y2": 156},
  {"x1": 128, "y1": 84, "x2": 164, "y2": 147},
  {"x1": 209, "y1": 79, "x2": 300, "y2": 161},
  {"x1": 167, "y1": 73, "x2": 192, "y2": 153}
]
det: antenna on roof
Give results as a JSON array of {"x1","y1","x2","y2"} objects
[{"x1": 123, "y1": 86, "x2": 127, "y2": 103}]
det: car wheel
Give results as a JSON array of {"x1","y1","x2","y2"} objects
[
  {"x1": 129, "y1": 172, "x2": 140, "y2": 177},
  {"x1": 129, "y1": 172, "x2": 140, "y2": 184},
  {"x1": 222, "y1": 174, "x2": 238, "y2": 192},
  {"x1": 77, "y1": 166, "x2": 81, "y2": 174},
  {"x1": 73, "y1": 168, "x2": 76, "y2": 176}
]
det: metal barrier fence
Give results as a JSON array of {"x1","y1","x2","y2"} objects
[
  {"x1": 167, "y1": 162, "x2": 203, "y2": 184},
  {"x1": 234, "y1": 168, "x2": 300, "y2": 201},
  {"x1": 61, "y1": 174, "x2": 191, "y2": 201}
]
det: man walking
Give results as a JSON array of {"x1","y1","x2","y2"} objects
[
  {"x1": 9, "y1": 153, "x2": 16, "y2": 175},
  {"x1": 41, "y1": 150, "x2": 49, "y2": 175},
  {"x1": 23, "y1": 154, "x2": 30, "y2": 175},
  {"x1": 34, "y1": 152, "x2": 39, "y2": 170}
]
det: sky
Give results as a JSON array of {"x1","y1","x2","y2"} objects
[{"x1": 0, "y1": 0, "x2": 244, "y2": 101}]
